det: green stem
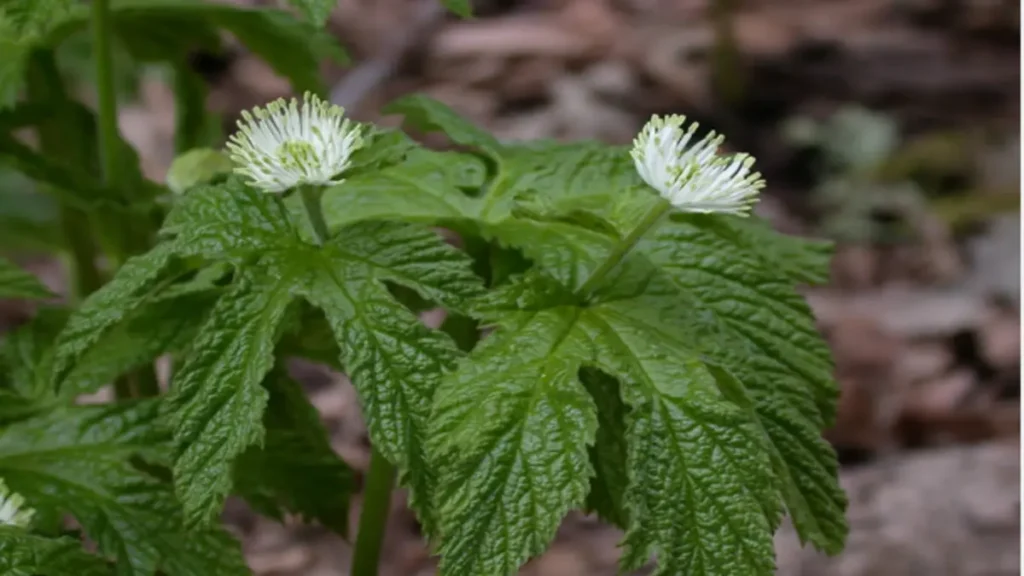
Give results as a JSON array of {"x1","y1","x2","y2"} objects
[
  {"x1": 92, "y1": 0, "x2": 146, "y2": 400},
  {"x1": 298, "y1": 185, "x2": 330, "y2": 245},
  {"x1": 576, "y1": 198, "x2": 672, "y2": 297},
  {"x1": 92, "y1": 0, "x2": 121, "y2": 189},
  {"x1": 25, "y1": 50, "x2": 104, "y2": 301},
  {"x1": 351, "y1": 448, "x2": 396, "y2": 576}
]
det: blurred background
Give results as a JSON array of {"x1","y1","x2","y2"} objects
[{"x1": 2, "y1": 0, "x2": 1020, "y2": 574}]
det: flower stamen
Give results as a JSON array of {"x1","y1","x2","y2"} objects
[
  {"x1": 631, "y1": 114, "x2": 764, "y2": 216},
  {"x1": 226, "y1": 92, "x2": 363, "y2": 193}
]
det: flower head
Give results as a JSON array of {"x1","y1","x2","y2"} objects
[
  {"x1": 631, "y1": 114, "x2": 764, "y2": 216},
  {"x1": 0, "y1": 479, "x2": 34, "y2": 528},
  {"x1": 227, "y1": 92, "x2": 363, "y2": 193}
]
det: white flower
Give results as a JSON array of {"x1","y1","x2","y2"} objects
[
  {"x1": 226, "y1": 92, "x2": 363, "y2": 193},
  {"x1": 0, "y1": 479, "x2": 34, "y2": 528},
  {"x1": 631, "y1": 114, "x2": 764, "y2": 216}
]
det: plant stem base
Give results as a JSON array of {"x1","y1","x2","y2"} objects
[{"x1": 351, "y1": 447, "x2": 397, "y2": 576}]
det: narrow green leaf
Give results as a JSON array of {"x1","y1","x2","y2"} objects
[
  {"x1": 234, "y1": 369, "x2": 353, "y2": 535},
  {"x1": 52, "y1": 241, "x2": 178, "y2": 386},
  {"x1": 0, "y1": 528, "x2": 112, "y2": 576},
  {"x1": 0, "y1": 257, "x2": 52, "y2": 299},
  {"x1": 430, "y1": 308, "x2": 597, "y2": 575},
  {"x1": 167, "y1": 270, "x2": 294, "y2": 527},
  {"x1": 63, "y1": 288, "x2": 221, "y2": 397}
]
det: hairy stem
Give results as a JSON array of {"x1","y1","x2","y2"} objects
[
  {"x1": 351, "y1": 448, "x2": 396, "y2": 576},
  {"x1": 576, "y1": 197, "x2": 672, "y2": 297},
  {"x1": 298, "y1": 185, "x2": 331, "y2": 245}
]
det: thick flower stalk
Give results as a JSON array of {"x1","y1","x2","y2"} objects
[
  {"x1": 631, "y1": 114, "x2": 764, "y2": 216},
  {"x1": 227, "y1": 92, "x2": 363, "y2": 193},
  {"x1": 0, "y1": 480, "x2": 34, "y2": 528}
]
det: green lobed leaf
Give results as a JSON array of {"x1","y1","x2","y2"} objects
[
  {"x1": 234, "y1": 369, "x2": 353, "y2": 535},
  {"x1": 0, "y1": 257, "x2": 52, "y2": 299},
  {"x1": 630, "y1": 217, "x2": 848, "y2": 552},
  {"x1": 429, "y1": 307, "x2": 597, "y2": 575},
  {"x1": 283, "y1": 223, "x2": 482, "y2": 535},
  {"x1": 401, "y1": 101, "x2": 847, "y2": 572},
  {"x1": 0, "y1": 528, "x2": 113, "y2": 576},
  {"x1": 432, "y1": 270, "x2": 791, "y2": 575},
  {"x1": 166, "y1": 270, "x2": 293, "y2": 527},
  {"x1": 0, "y1": 402, "x2": 248, "y2": 576},
  {"x1": 159, "y1": 177, "x2": 483, "y2": 532},
  {"x1": 582, "y1": 306, "x2": 781, "y2": 575}
]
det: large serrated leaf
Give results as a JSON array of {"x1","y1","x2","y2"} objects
[
  {"x1": 410, "y1": 104, "x2": 847, "y2": 572},
  {"x1": 284, "y1": 223, "x2": 482, "y2": 535},
  {"x1": 582, "y1": 308, "x2": 781, "y2": 575},
  {"x1": 0, "y1": 402, "x2": 247, "y2": 576},
  {"x1": 234, "y1": 369, "x2": 353, "y2": 535},
  {"x1": 156, "y1": 177, "x2": 483, "y2": 533},
  {"x1": 167, "y1": 271, "x2": 293, "y2": 527},
  {"x1": 430, "y1": 307, "x2": 597, "y2": 575}
]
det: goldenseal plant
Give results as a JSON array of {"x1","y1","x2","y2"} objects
[{"x1": 0, "y1": 0, "x2": 846, "y2": 574}]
